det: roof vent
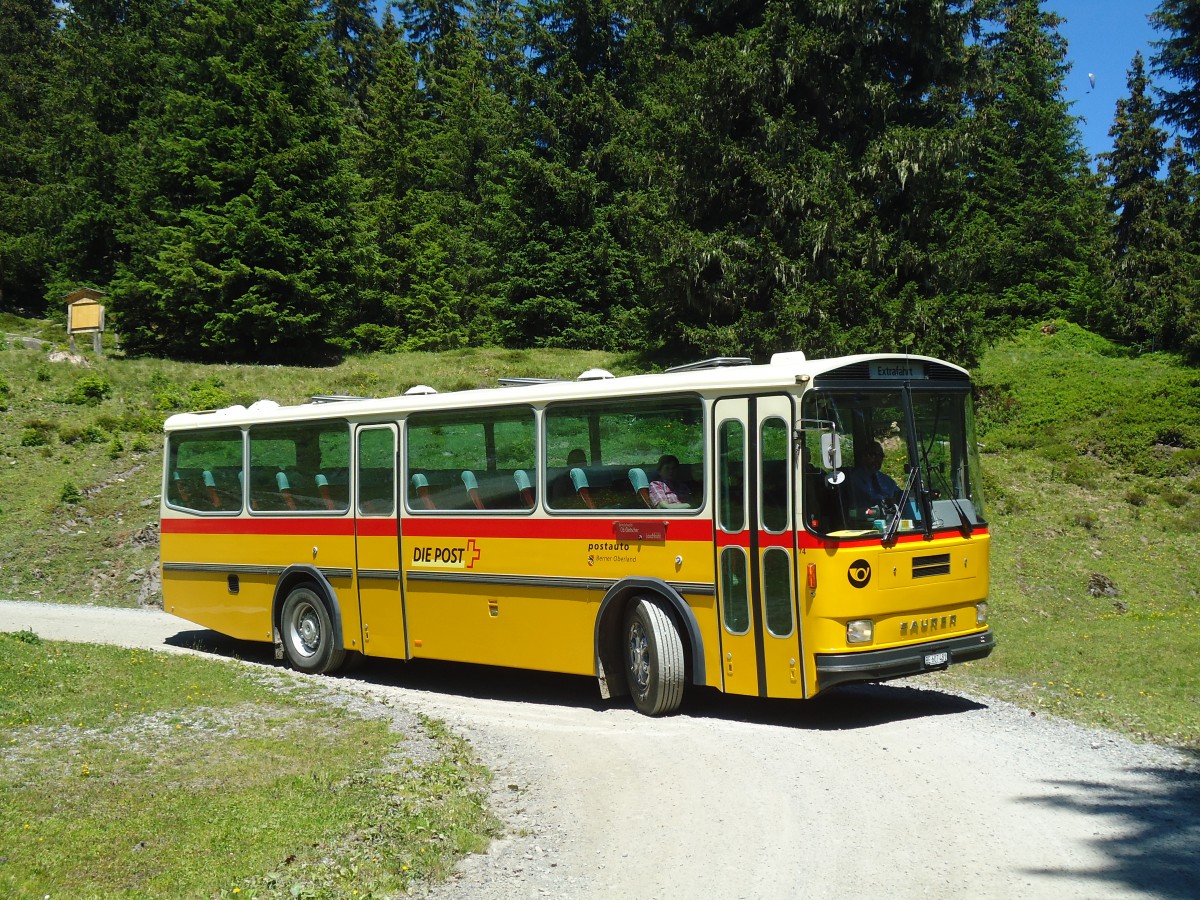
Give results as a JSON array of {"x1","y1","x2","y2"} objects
[
  {"x1": 405, "y1": 384, "x2": 438, "y2": 395},
  {"x1": 311, "y1": 394, "x2": 368, "y2": 404},
  {"x1": 498, "y1": 377, "x2": 564, "y2": 387},
  {"x1": 769, "y1": 351, "x2": 807, "y2": 366},
  {"x1": 577, "y1": 368, "x2": 615, "y2": 381},
  {"x1": 246, "y1": 400, "x2": 278, "y2": 413},
  {"x1": 665, "y1": 357, "x2": 752, "y2": 373}
]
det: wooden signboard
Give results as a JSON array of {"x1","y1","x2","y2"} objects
[{"x1": 64, "y1": 288, "x2": 107, "y2": 354}]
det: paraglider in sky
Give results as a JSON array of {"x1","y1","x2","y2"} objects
[{"x1": 1087, "y1": 73, "x2": 1095, "y2": 93}]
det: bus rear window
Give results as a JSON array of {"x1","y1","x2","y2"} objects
[{"x1": 166, "y1": 428, "x2": 243, "y2": 513}]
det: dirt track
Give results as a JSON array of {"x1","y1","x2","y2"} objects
[{"x1": 2, "y1": 599, "x2": 1197, "y2": 899}]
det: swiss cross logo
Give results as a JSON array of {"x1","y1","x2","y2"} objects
[{"x1": 466, "y1": 539, "x2": 481, "y2": 568}]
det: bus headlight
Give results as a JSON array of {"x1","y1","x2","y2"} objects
[
  {"x1": 976, "y1": 602, "x2": 989, "y2": 625},
  {"x1": 846, "y1": 620, "x2": 874, "y2": 644}
]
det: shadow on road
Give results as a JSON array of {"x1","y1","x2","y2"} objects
[
  {"x1": 164, "y1": 628, "x2": 277, "y2": 665},
  {"x1": 1018, "y1": 767, "x2": 1200, "y2": 899},
  {"x1": 680, "y1": 679, "x2": 988, "y2": 729},
  {"x1": 164, "y1": 626, "x2": 986, "y2": 730}
]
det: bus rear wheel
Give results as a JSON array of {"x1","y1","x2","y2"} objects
[
  {"x1": 280, "y1": 584, "x2": 345, "y2": 674},
  {"x1": 624, "y1": 597, "x2": 684, "y2": 716}
]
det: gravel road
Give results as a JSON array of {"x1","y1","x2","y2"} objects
[{"x1": 2, "y1": 600, "x2": 1197, "y2": 899}]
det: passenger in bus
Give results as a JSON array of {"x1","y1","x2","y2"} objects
[
  {"x1": 649, "y1": 454, "x2": 692, "y2": 509},
  {"x1": 847, "y1": 441, "x2": 901, "y2": 513}
]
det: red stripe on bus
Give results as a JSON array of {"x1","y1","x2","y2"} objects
[
  {"x1": 714, "y1": 532, "x2": 752, "y2": 548},
  {"x1": 399, "y1": 517, "x2": 716, "y2": 542},
  {"x1": 159, "y1": 515, "x2": 713, "y2": 542},
  {"x1": 795, "y1": 526, "x2": 990, "y2": 549},
  {"x1": 355, "y1": 518, "x2": 398, "y2": 537},
  {"x1": 161, "y1": 516, "x2": 985, "y2": 546}
]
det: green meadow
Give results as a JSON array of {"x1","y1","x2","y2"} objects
[{"x1": 1, "y1": 316, "x2": 1197, "y2": 896}]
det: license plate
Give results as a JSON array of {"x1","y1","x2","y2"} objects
[{"x1": 924, "y1": 651, "x2": 949, "y2": 667}]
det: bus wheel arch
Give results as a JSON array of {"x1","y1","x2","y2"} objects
[
  {"x1": 273, "y1": 566, "x2": 346, "y2": 675},
  {"x1": 594, "y1": 579, "x2": 705, "y2": 714}
]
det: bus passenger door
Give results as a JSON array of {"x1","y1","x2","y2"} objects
[
  {"x1": 354, "y1": 424, "x2": 408, "y2": 659},
  {"x1": 713, "y1": 397, "x2": 804, "y2": 699}
]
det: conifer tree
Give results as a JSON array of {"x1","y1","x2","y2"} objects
[
  {"x1": 1163, "y1": 137, "x2": 1200, "y2": 357},
  {"x1": 365, "y1": 0, "x2": 518, "y2": 350},
  {"x1": 489, "y1": 0, "x2": 649, "y2": 350},
  {"x1": 1101, "y1": 52, "x2": 1174, "y2": 348},
  {"x1": 1152, "y1": 0, "x2": 1200, "y2": 154},
  {"x1": 963, "y1": 0, "x2": 1108, "y2": 335},
  {"x1": 626, "y1": 0, "x2": 983, "y2": 361},
  {"x1": 111, "y1": 0, "x2": 366, "y2": 363},
  {"x1": 37, "y1": 0, "x2": 178, "y2": 307},
  {"x1": 0, "y1": 0, "x2": 56, "y2": 311},
  {"x1": 320, "y1": 0, "x2": 382, "y2": 113}
]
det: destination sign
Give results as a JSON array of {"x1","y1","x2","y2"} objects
[{"x1": 870, "y1": 361, "x2": 926, "y2": 380}]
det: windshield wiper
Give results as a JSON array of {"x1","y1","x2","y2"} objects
[
  {"x1": 884, "y1": 467, "x2": 919, "y2": 544},
  {"x1": 947, "y1": 493, "x2": 974, "y2": 537},
  {"x1": 918, "y1": 439, "x2": 973, "y2": 537}
]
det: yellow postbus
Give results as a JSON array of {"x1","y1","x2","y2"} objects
[{"x1": 160, "y1": 352, "x2": 993, "y2": 715}]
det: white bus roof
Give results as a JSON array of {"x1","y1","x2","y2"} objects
[{"x1": 163, "y1": 352, "x2": 969, "y2": 431}]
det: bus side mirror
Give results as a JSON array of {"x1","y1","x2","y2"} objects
[
  {"x1": 820, "y1": 432, "x2": 845, "y2": 484},
  {"x1": 820, "y1": 431, "x2": 842, "y2": 468}
]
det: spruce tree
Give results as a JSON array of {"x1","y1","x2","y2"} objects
[
  {"x1": 489, "y1": 0, "x2": 649, "y2": 350},
  {"x1": 365, "y1": 0, "x2": 516, "y2": 350},
  {"x1": 37, "y1": 0, "x2": 178, "y2": 308},
  {"x1": 1101, "y1": 53, "x2": 1174, "y2": 348},
  {"x1": 112, "y1": 0, "x2": 366, "y2": 363},
  {"x1": 626, "y1": 0, "x2": 982, "y2": 361},
  {"x1": 0, "y1": 0, "x2": 56, "y2": 311},
  {"x1": 353, "y1": 11, "x2": 438, "y2": 351},
  {"x1": 963, "y1": 0, "x2": 1109, "y2": 336},
  {"x1": 1163, "y1": 137, "x2": 1200, "y2": 357},
  {"x1": 1152, "y1": 0, "x2": 1200, "y2": 154},
  {"x1": 319, "y1": 0, "x2": 381, "y2": 113}
]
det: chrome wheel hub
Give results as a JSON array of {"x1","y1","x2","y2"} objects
[
  {"x1": 628, "y1": 621, "x2": 650, "y2": 691},
  {"x1": 292, "y1": 603, "x2": 320, "y2": 657}
]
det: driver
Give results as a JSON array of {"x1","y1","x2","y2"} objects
[{"x1": 847, "y1": 441, "x2": 901, "y2": 513}]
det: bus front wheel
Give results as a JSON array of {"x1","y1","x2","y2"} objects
[
  {"x1": 624, "y1": 597, "x2": 684, "y2": 716},
  {"x1": 280, "y1": 584, "x2": 345, "y2": 675}
]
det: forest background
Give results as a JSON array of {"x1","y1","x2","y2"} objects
[{"x1": 1, "y1": 0, "x2": 1198, "y2": 367}]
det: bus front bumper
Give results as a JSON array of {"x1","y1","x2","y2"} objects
[{"x1": 815, "y1": 630, "x2": 995, "y2": 691}]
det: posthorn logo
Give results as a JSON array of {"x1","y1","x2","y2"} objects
[{"x1": 847, "y1": 560, "x2": 872, "y2": 588}]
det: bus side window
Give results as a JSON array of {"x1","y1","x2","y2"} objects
[
  {"x1": 406, "y1": 407, "x2": 535, "y2": 512},
  {"x1": 718, "y1": 419, "x2": 745, "y2": 532},
  {"x1": 544, "y1": 396, "x2": 704, "y2": 511},
  {"x1": 249, "y1": 422, "x2": 349, "y2": 513},
  {"x1": 166, "y1": 428, "x2": 242, "y2": 513},
  {"x1": 357, "y1": 426, "x2": 395, "y2": 516}
]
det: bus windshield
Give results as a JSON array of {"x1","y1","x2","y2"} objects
[{"x1": 800, "y1": 387, "x2": 986, "y2": 539}]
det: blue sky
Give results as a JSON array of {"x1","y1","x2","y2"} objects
[{"x1": 1050, "y1": 0, "x2": 1168, "y2": 163}]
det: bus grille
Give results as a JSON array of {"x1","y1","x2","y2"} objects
[{"x1": 912, "y1": 553, "x2": 951, "y2": 578}]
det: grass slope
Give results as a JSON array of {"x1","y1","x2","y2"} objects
[
  {"x1": 949, "y1": 321, "x2": 1200, "y2": 749},
  {"x1": 0, "y1": 631, "x2": 497, "y2": 897},
  {"x1": 1, "y1": 319, "x2": 1197, "y2": 751}
]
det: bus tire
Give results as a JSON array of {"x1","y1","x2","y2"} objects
[
  {"x1": 624, "y1": 596, "x2": 685, "y2": 716},
  {"x1": 280, "y1": 583, "x2": 345, "y2": 674}
]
